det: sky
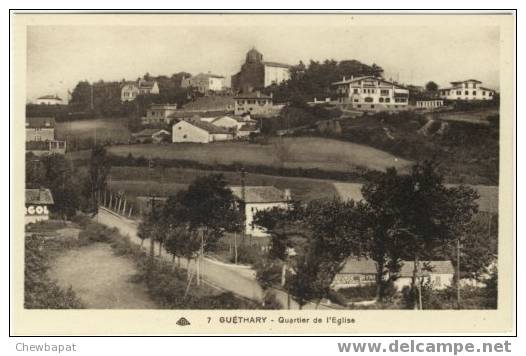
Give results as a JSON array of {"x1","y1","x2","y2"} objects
[{"x1": 26, "y1": 23, "x2": 500, "y2": 103}]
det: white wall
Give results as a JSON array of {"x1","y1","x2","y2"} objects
[
  {"x1": 172, "y1": 121, "x2": 211, "y2": 143},
  {"x1": 244, "y1": 201, "x2": 289, "y2": 237},
  {"x1": 26, "y1": 128, "x2": 55, "y2": 142},
  {"x1": 264, "y1": 65, "x2": 290, "y2": 87},
  {"x1": 393, "y1": 274, "x2": 453, "y2": 291}
]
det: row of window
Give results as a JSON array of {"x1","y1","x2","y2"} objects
[
  {"x1": 352, "y1": 97, "x2": 407, "y2": 104},
  {"x1": 444, "y1": 90, "x2": 493, "y2": 96},
  {"x1": 236, "y1": 100, "x2": 270, "y2": 105}
]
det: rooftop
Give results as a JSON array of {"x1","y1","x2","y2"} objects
[
  {"x1": 37, "y1": 95, "x2": 62, "y2": 100},
  {"x1": 451, "y1": 79, "x2": 482, "y2": 84},
  {"x1": 338, "y1": 258, "x2": 454, "y2": 276},
  {"x1": 332, "y1": 76, "x2": 406, "y2": 89},
  {"x1": 234, "y1": 91, "x2": 273, "y2": 100},
  {"x1": 26, "y1": 117, "x2": 56, "y2": 129},
  {"x1": 181, "y1": 118, "x2": 232, "y2": 134},
  {"x1": 26, "y1": 188, "x2": 54, "y2": 205},
  {"x1": 263, "y1": 61, "x2": 292, "y2": 69},
  {"x1": 133, "y1": 128, "x2": 170, "y2": 137},
  {"x1": 230, "y1": 185, "x2": 289, "y2": 203}
]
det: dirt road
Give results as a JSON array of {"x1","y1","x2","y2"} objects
[{"x1": 49, "y1": 242, "x2": 157, "y2": 309}]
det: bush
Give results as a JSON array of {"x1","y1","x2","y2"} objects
[{"x1": 338, "y1": 285, "x2": 377, "y2": 302}]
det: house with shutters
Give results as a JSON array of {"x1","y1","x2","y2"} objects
[
  {"x1": 332, "y1": 76, "x2": 409, "y2": 111},
  {"x1": 438, "y1": 79, "x2": 496, "y2": 101}
]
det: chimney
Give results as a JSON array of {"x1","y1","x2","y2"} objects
[
  {"x1": 350, "y1": 75, "x2": 354, "y2": 81},
  {"x1": 283, "y1": 189, "x2": 291, "y2": 201},
  {"x1": 342, "y1": 76, "x2": 346, "y2": 82}
]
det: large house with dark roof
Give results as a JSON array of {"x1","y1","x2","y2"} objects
[
  {"x1": 438, "y1": 79, "x2": 495, "y2": 101},
  {"x1": 172, "y1": 118, "x2": 234, "y2": 143},
  {"x1": 231, "y1": 48, "x2": 291, "y2": 93},
  {"x1": 230, "y1": 186, "x2": 291, "y2": 237}
]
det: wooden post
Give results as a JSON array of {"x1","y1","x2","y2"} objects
[
  {"x1": 109, "y1": 194, "x2": 113, "y2": 211},
  {"x1": 122, "y1": 199, "x2": 127, "y2": 215}
]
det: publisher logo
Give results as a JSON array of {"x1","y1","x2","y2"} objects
[{"x1": 176, "y1": 317, "x2": 191, "y2": 326}]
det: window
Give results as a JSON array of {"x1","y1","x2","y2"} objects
[
  {"x1": 183, "y1": 134, "x2": 187, "y2": 139},
  {"x1": 457, "y1": 90, "x2": 461, "y2": 95},
  {"x1": 178, "y1": 127, "x2": 182, "y2": 130},
  {"x1": 353, "y1": 89, "x2": 359, "y2": 94},
  {"x1": 380, "y1": 89, "x2": 389, "y2": 96},
  {"x1": 364, "y1": 97, "x2": 373, "y2": 103},
  {"x1": 465, "y1": 91, "x2": 469, "y2": 95},
  {"x1": 353, "y1": 99, "x2": 359, "y2": 103},
  {"x1": 379, "y1": 98, "x2": 384, "y2": 103},
  {"x1": 482, "y1": 91, "x2": 486, "y2": 96},
  {"x1": 489, "y1": 92, "x2": 493, "y2": 97},
  {"x1": 385, "y1": 98, "x2": 390, "y2": 103},
  {"x1": 357, "y1": 104, "x2": 361, "y2": 108},
  {"x1": 473, "y1": 91, "x2": 477, "y2": 95},
  {"x1": 371, "y1": 105, "x2": 375, "y2": 108}
]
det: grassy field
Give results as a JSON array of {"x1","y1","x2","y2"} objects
[
  {"x1": 104, "y1": 166, "x2": 340, "y2": 207},
  {"x1": 56, "y1": 118, "x2": 131, "y2": 143},
  {"x1": 76, "y1": 137, "x2": 411, "y2": 173}
]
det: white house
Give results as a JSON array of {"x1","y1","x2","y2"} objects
[
  {"x1": 35, "y1": 95, "x2": 63, "y2": 105},
  {"x1": 25, "y1": 188, "x2": 54, "y2": 224},
  {"x1": 172, "y1": 119, "x2": 234, "y2": 143},
  {"x1": 142, "y1": 104, "x2": 178, "y2": 125},
  {"x1": 230, "y1": 186, "x2": 291, "y2": 237},
  {"x1": 439, "y1": 79, "x2": 495, "y2": 101},
  {"x1": 332, "y1": 76, "x2": 410, "y2": 111},
  {"x1": 181, "y1": 72, "x2": 226, "y2": 94},
  {"x1": 393, "y1": 261, "x2": 455, "y2": 291},
  {"x1": 333, "y1": 258, "x2": 454, "y2": 291},
  {"x1": 26, "y1": 117, "x2": 56, "y2": 142},
  {"x1": 234, "y1": 92, "x2": 283, "y2": 117},
  {"x1": 121, "y1": 79, "x2": 160, "y2": 102},
  {"x1": 263, "y1": 62, "x2": 291, "y2": 87}
]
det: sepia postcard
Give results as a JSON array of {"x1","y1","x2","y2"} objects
[{"x1": 10, "y1": 11, "x2": 516, "y2": 335}]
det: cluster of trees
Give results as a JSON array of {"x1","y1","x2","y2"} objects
[
  {"x1": 68, "y1": 72, "x2": 194, "y2": 118},
  {"x1": 254, "y1": 161, "x2": 495, "y2": 309},
  {"x1": 264, "y1": 59, "x2": 384, "y2": 103},
  {"x1": 26, "y1": 145, "x2": 112, "y2": 219},
  {"x1": 138, "y1": 174, "x2": 243, "y2": 292}
]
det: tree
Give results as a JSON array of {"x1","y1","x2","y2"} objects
[
  {"x1": 161, "y1": 174, "x2": 242, "y2": 283},
  {"x1": 25, "y1": 153, "x2": 82, "y2": 219},
  {"x1": 361, "y1": 167, "x2": 405, "y2": 300},
  {"x1": 86, "y1": 145, "x2": 111, "y2": 212},
  {"x1": 393, "y1": 161, "x2": 478, "y2": 309},
  {"x1": 425, "y1": 81, "x2": 439, "y2": 92}
]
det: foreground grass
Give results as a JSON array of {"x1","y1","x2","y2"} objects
[{"x1": 24, "y1": 234, "x2": 85, "y2": 309}]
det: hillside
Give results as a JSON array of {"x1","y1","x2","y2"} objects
[{"x1": 334, "y1": 109, "x2": 499, "y2": 185}]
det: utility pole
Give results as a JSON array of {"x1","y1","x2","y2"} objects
[
  {"x1": 148, "y1": 157, "x2": 155, "y2": 260},
  {"x1": 457, "y1": 237, "x2": 461, "y2": 309}
]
